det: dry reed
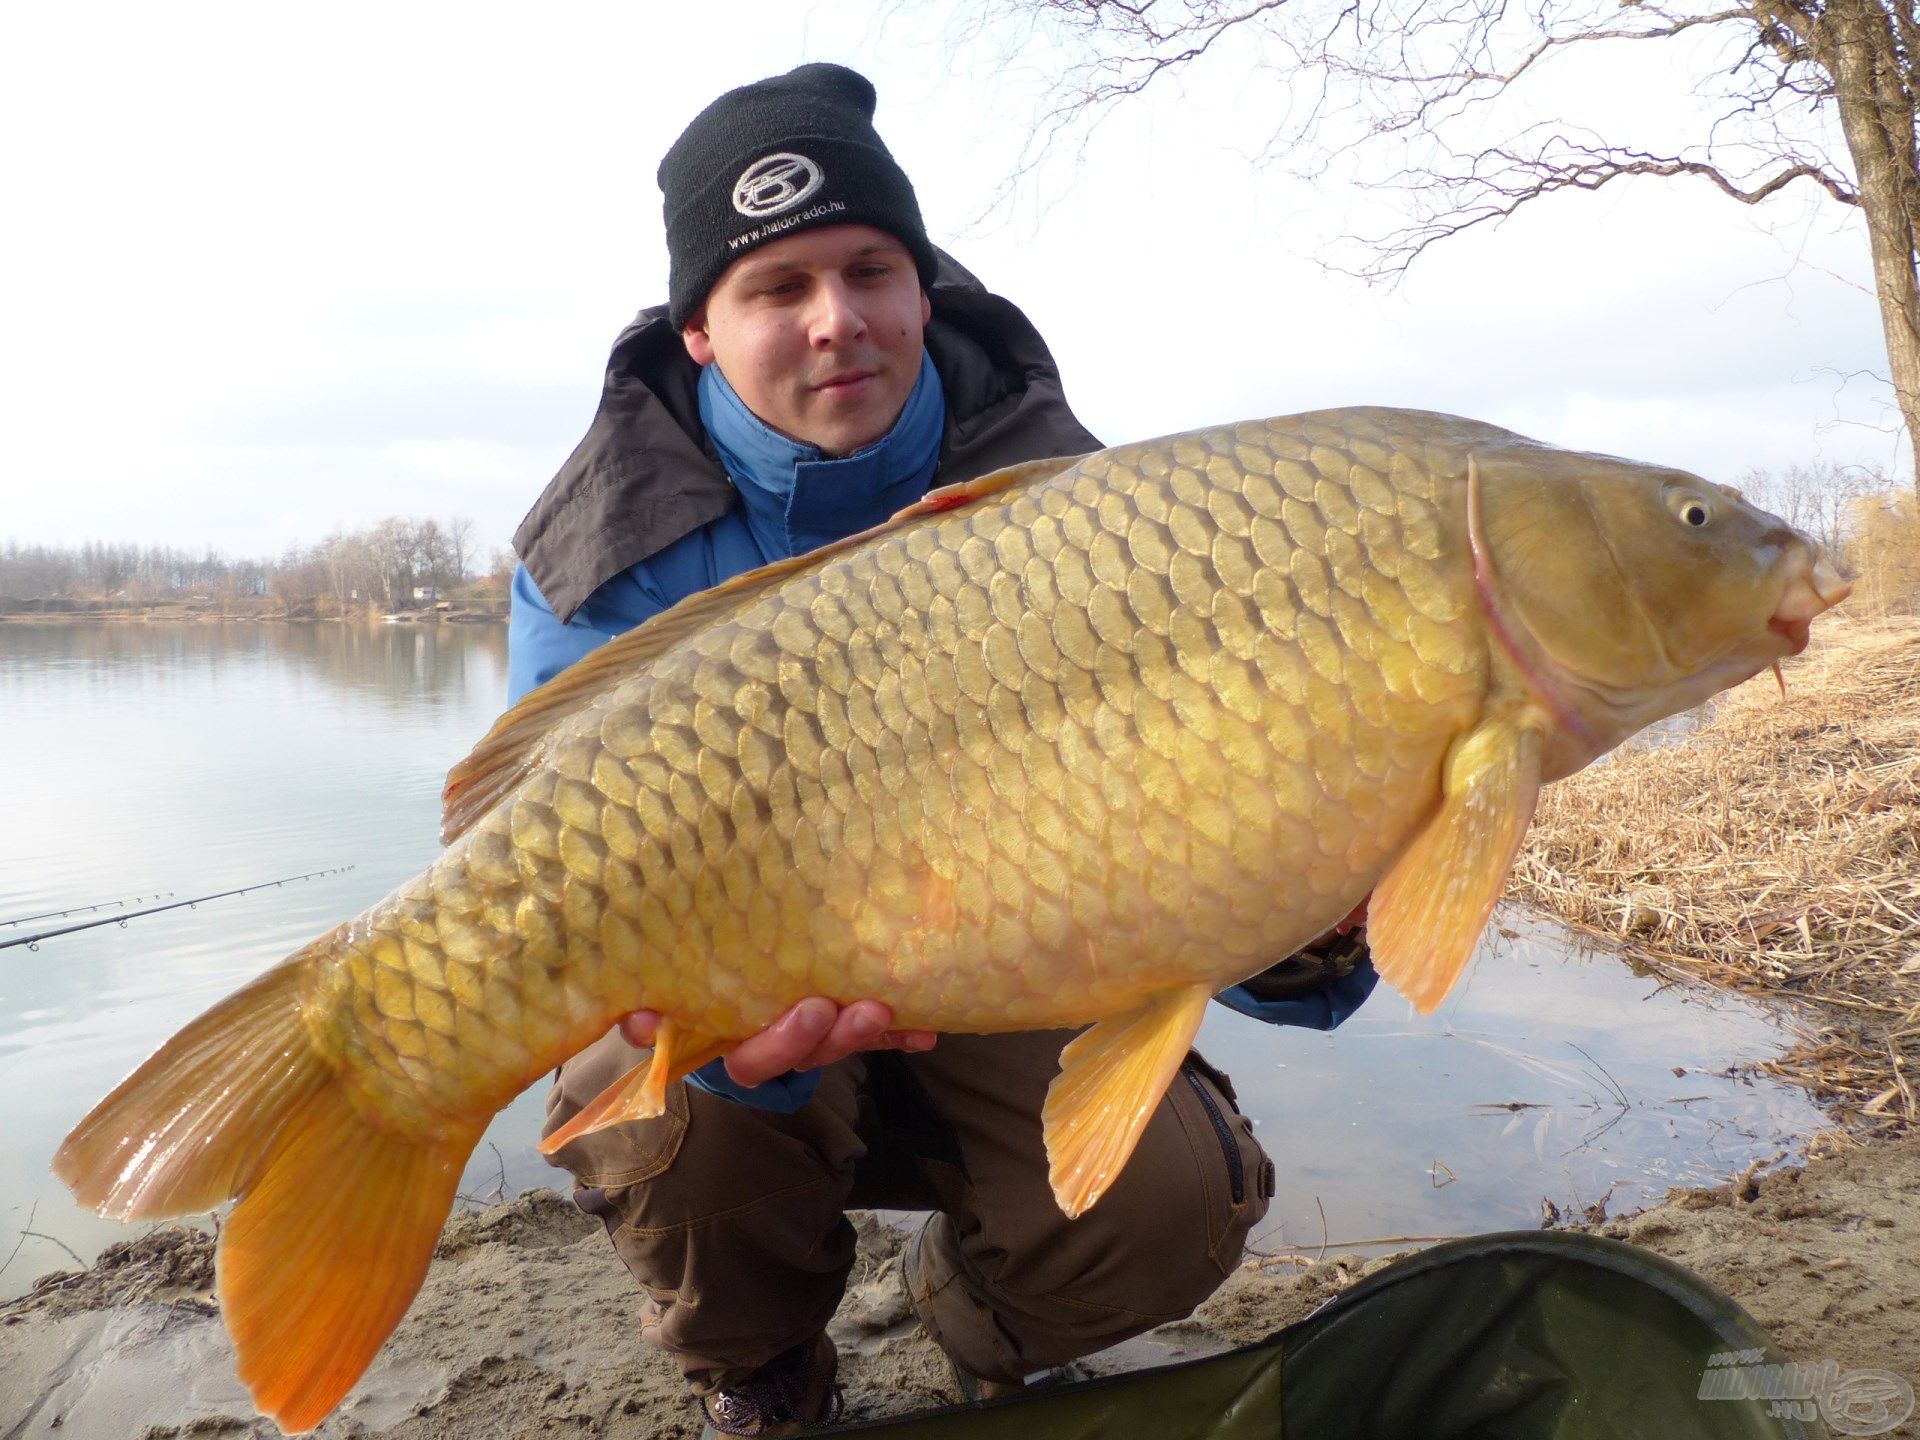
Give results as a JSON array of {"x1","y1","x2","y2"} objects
[{"x1": 1512, "y1": 617, "x2": 1920, "y2": 1143}]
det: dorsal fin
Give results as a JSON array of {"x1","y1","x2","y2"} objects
[
  {"x1": 440, "y1": 452, "x2": 1089, "y2": 845},
  {"x1": 888, "y1": 454, "x2": 1087, "y2": 520}
]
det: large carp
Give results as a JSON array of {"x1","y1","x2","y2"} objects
[{"x1": 57, "y1": 407, "x2": 1845, "y2": 1431}]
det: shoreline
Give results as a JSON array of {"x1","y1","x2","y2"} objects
[{"x1": 5, "y1": 1132, "x2": 1916, "y2": 1439}]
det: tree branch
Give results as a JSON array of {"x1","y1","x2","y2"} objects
[
  {"x1": 967, "y1": 0, "x2": 1920, "y2": 490},
  {"x1": 1356, "y1": 140, "x2": 1860, "y2": 278}
]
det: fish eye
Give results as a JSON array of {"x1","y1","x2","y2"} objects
[{"x1": 1664, "y1": 486, "x2": 1715, "y2": 529}]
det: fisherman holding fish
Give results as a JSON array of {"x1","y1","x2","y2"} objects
[
  {"x1": 54, "y1": 36, "x2": 1854, "y2": 1439},
  {"x1": 55, "y1": 60, "x2": 1848, "y2": 1436},
  {"x1": 507, "y1": 64, "x2": 1378, "y2": 1438}
]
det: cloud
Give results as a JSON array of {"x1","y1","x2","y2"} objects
[{"x1": 1, "y1": 1, "x2": 1901, "y2": 560}]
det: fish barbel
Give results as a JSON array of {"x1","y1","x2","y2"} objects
[{"x1": 56, "y1": 407, "x2": 1846, "y2": 1430}]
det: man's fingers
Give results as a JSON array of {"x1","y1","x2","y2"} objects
[
  {"x1": 723, "y1": 996, "x2": 835, "y2": 1087},
  {"x1": 800, "y1": 1007, "x2": 938, "y2": 1069},
  {"x1": 809, "y1": 999, "x2": 892, "y2": 1067}
]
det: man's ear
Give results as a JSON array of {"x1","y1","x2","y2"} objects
[
  {"x1": 920, "y1": 290, "x2": 931, "y2": 328},
  {"x1": 682, "y1": 314, "x2": 715, "y2": 367}
]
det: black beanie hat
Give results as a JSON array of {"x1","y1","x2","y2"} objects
[{"x1": 658, "y1": 63, "x2": 938, "y2": 329}]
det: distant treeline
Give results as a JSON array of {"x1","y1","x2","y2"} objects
[
  {"x1": 1, "y1": 519, "x2": 513, "y2": 613},
  {"x1": 7, "y1": 468, "x2": 1917, "y2": 619}
]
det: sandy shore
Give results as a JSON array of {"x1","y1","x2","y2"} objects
[{"x1": 5, "y1": 1132, "x2": 1916, "y2": 1439}]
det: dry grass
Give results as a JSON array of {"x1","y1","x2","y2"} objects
[
  {"x1": 1512, "y1": 617, "x2": 1920, "y2": 1143},
  {"x1": 1846, "y1": 491, "x2": 1920, "y2": 618}
]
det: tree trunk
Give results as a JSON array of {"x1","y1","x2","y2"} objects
[{"x1": 1819, "y1": 0, "x2": 1920, "y2": 500}]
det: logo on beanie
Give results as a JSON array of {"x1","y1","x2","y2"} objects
[{"x1": 732, "y1": 152, "x2": 825, "y2": 218}]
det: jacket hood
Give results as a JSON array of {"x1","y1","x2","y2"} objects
[{"x1": 513, "y1": 251, "x2": 1101, "y2": 624}]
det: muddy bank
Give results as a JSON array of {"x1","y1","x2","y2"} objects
[{"x1": 5, "y1": 1134, "x2": 1916, "y2": 1439}]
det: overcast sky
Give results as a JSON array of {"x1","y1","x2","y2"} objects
[{"x1": 0, "y1": 2, "x2": 1900, "y2": 560}]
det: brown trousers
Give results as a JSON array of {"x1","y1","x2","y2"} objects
[{"x1": 542, "y1": 1026, "x2": 1272, "y2": 1394}]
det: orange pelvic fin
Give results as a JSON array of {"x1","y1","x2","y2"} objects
[
  {"x1": 1369, "y1": 712, "x2": 1544, "y2": 1014},
  {"x1": 1042, "y1": 983, "x2": 1211, "y2": 1219},
  {"x1": 53, "y1": 934, "x2": 485, "y2": 1432},
  {"x1": 538, "y1": 1019, "x2": 725, "y2": 1155}
]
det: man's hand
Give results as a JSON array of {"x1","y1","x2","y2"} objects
[{"x1": 617, "y1": 998, "x2": 936, "y2": 1087}]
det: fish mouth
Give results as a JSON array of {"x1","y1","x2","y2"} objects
[{"x1": 1769, "y1": 554, "x2": 1850, "y2": 656}]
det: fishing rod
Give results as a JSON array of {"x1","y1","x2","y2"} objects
[
  {"x1": 0, "y1": 867, "x2": 356, "y2": 953},
  {"x1": 0, "y1": 893, "x2": 175, "y2": 928}
]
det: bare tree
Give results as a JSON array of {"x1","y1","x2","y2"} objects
[
  {"x1": 481, "y1": 547, "x2": 520, "y2": 594},
  {"x1": 84, "y1": 540, "x2": 133, "y2": 596},
  {"x1": 270, "y1": 543, "x2": 328, "y2": 616},
  {"x1": 0, "y1": 542, "x2": 76, "y2": 601},
  {"x1": 318, "y1": 531, "x2": 376, "y2": 611},
  {"x1": 969, "y1": 0, "x2": 1920, "y2": 494},
  {"x1": 444, "y1": 516, "x2": 477, "y2": 590},
  {"x1": 414, "y1": 518, "x2": 452, "y2": 595},
  {"x1": 364, "y1": 518, "x2": 420, "y2": 610},
  {"x1": 1737, "y1": 458, "x2": 1884, "y2": 556}
]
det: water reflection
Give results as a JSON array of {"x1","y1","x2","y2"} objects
[
  {"x1": 0, "y1": 620, "x2": 508, "y2": 714},
  {"x1": 1203, "y1": 911, "x2": 1827, "y2": 1257},
  {"x1": 0, "y1": 621, "x2": 513, "y2": 1298},
  {"x1": 275, "y1": 622, "x2": 508, "y2": 711}
]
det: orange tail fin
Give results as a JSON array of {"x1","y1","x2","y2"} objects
[{"x1": 53, "y1": 943, "x2": 482, "y2": 1433}]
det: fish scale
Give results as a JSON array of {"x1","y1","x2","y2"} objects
[
  {"x1": 300, "y1": 413, "x2": 1484, "y2": 1138},
  {"x1": 60, "y1": 406, "x2": 1845, "y2": 1434}
]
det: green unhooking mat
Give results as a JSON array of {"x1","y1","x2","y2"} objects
[{"x1": 835, "y1": 1231, "x2": 1830, "y2": 1439}]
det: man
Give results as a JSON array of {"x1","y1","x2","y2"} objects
[{"x1": 508, "y1": 63, "x2": 1377, "y2": 1438}]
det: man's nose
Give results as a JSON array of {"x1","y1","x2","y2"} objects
[{"x1": 807, "y1": 279, "x2": 867, "y2": 348}]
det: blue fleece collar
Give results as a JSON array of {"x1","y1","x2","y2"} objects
[{"x1": 698, "y1": 352, "x2": 945, "y2": 560}]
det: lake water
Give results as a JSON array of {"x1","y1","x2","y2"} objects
[{"x1": 0, "y1": 621, "x2": 1829, "y2": 1298}]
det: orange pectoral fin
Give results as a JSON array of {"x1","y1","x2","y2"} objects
[
  {"x1": 1369, "y1": 714, "x2": 1543, "y2": 1014},
  {"x1": 538, "y1": 1021, "x2": 726, "y2": 1155},
  {"x1": 1041, "y1": 984, "x2": 1212, "y2": 1220}
]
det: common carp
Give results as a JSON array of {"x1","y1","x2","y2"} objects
[{"x1": 56, "y1": 407, "x2": 1845, "y2": 1431}]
